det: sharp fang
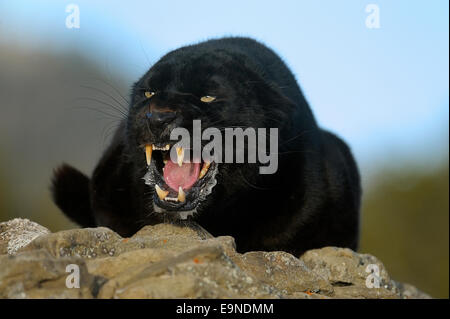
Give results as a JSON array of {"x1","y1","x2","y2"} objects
[
  {"x1": 178, "y1": 186, "x2": 186, "y2": 203},
  {"x1": 155, "y1": 184, "x2": 169, "y2": 200},
  {"x1": 198, "y1": 162, "x2": 211, "y2": 179},
  {"x1": 176, "y1": 147, "x2": 184, "y2": 167},
  {"x1": 165, "y1": 144, "x2": 170, "y2": 150},
  {"x1": 145, "y1": 145, "x2": 153, "y2": 166}
]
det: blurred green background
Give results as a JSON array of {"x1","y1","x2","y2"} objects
[
  {"x1": 360, "y1": 162, "x2": 448, "y2": 298},
  {"x1": 0, "y1": 0, "x2": 448, "y2": 298}
]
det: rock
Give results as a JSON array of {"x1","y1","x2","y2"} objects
[
  {"x1": 0, "y1": 218, "x2": 50, "y2": 255},
  {"x1": 299, "y1": 247, "x2": 431, "y2": 299},
  {"x1": 0, "y1": 249, "x2": 100, "y2": 298},
  {"x1": 232, "y1": 251, "x2": 333, "y2": 295},
  {"x1": 0, "y1": 219, "x2": 431, "y2": 299}
]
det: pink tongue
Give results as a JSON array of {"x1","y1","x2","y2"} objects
[{"x1": 163, "y1": 160, "x2": 200, "y2": 191}]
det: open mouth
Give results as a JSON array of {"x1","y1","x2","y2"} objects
[{"x1": 141, "y1": 143, "x2": 218, "y2": 217}]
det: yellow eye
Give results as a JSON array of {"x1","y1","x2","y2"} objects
[
  {"x1": 200, "y1": 96, "x2": 216, "y2": 103},
  {"x1": 145, "y1": 91, "x2": 155, "y2": 98}
]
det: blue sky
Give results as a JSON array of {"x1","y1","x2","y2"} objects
[{"x1": 1, "y1": 0, "x2": 448, "y2": 176}]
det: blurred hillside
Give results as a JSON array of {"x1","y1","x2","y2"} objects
[
  {"x1": 0, "y1": 44, "x2": 448, "y2": 298},
  {"x1": 0, "y1": 43, "x2": 129, "y2": 231},
  {"x1": 360, "y1": 162, "x2": 449, "y2": 298}
]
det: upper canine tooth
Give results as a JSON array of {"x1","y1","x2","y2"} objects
[
  {"x1": 155, "y1": 184, "x2": 169, "y2": 200},
  {"x1": 145, "y1": 144, "x2": 153, "y2": 166},
  {"x1": 198, "y1": 162, "x2": 211, "y2": 179},
  {"x1": 178, "y1": 186, "x2": 186, "y2": 203},
  {"x1": 176, "y1": 147, "x2": 184, "y2": 167},
  {"x1": 165, "y1": 144, "x2": 170, "y2": 150}
]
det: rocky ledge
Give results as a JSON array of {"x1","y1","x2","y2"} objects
[{"x1": 0, "y1": 218, "x2": 430, "y2": 299}]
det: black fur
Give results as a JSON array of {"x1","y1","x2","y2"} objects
[
  {"x1": 51, "y1": 164, "x2": 95, "y2": 227},
  {"x1": 52, "y1": 37, "x2": 361, "y2": 256}
]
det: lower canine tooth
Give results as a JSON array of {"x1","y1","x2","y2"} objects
[
  {"x1": 178, "y1": 186, "x2": 186, "y2": 203},
  {"x1": 155, "y1": 184, "x2": 169, "y2": 200},
  {"x1": 145, "y1": 145, "x2": 153, "y2": 166},
  {"x1": 198, "y1": 162, "x2": 211, "y2": 179}
]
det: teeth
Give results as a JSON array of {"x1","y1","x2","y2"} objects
[
  {"x1": 198, "y1": 162, "x2": 211, "y2": 179},
  {"x1": 178, "y1": 186, "x2": 186, "y2": 203},
  {"x1": 155, "y1": 184, "x2": 169, "y2": 200},
  {"x1": 155, "y1": 184, "x2": 186, "y2": 203},
  {"x1": 145, "y1": 145, "x2": 153, "y2": 166},
  {"x1": 176, "y1": 147, "x2": 184, "y2": 167},
  {"x1": 152, "y1": 144, "x2": 171, "y2": 151}
]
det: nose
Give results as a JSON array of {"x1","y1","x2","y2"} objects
[{"x1": 146, "y1": 111, "x2": 177, "y2": 123}]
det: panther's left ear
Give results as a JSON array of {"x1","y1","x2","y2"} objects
[{"x1": 256, "y1": 81, "x2": 299, "y2": 128}]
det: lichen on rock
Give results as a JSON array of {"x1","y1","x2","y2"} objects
[
  {"x1": 0, "y1": 218, "x2": 431, "y2": 299},
  {"x1": 0, "y1": 218, "x2": 50, "y2": 255}
]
